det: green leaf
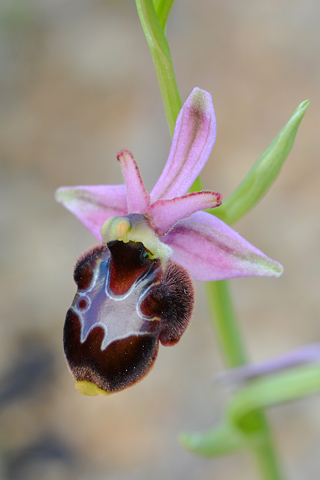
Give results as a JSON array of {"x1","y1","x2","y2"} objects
[
  {"x1": 153, "y1": 0, "x2": 175, "y2": 30},
  {"x1": 211, "y1": 100, "x2": 309, "y2": 225},
  {"x1": 181, "y1": 364, "x2": 320, "y2": 457},
  {"x1": 180, "y1": 421, "x2": 246, "y2": 457},
  {"x1": 227, "y1": 363, "x2": 320, "y2": 433}
]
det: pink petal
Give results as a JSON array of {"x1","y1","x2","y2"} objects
[
  {"x1": 55, "y1": 185, "x2": 128, "y2": 241},
  {"x1": 149, "y1": 191, "x2": 222, "y2": 236},
  {"x1": 150, "y1": 88, "x2": 216, "y2": 202},
  {"x1": 162, "y1": 211, "x2": 283, "y2": 281},
  {"x1": 117, "y1": 149, "x2": 150, "y2": 214}
]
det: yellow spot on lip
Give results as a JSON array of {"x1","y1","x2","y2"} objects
[
  {"x1": 101, "y1": 216, "x2": 131, "y2": 243},
  {"x1": 117, "y1": 219, "x2": 130, "y2": 238},
  {"x1": 75, "y1": 380, "x2": 110, "y2": 396}
]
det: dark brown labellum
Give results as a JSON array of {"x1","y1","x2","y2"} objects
[{"x1": 64, "y1": 240, "x2": 194, "y2": 393}]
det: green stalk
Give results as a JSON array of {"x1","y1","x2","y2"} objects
[
  {"x1": 206, "y1": 280, "x2": 247, "y2": 367},
  {"x1": 207, "y1": 280, "x2": 283, "y2": 480},
  {"x1": 253, "y1": 418, "x2": 284, "y2": 480},
  {"x1": 136, "y1": 0, "x2": 181, "y2": 136},
  {"x1": 136, "y1": 0, "x2": 202, "y2": 192},
  {"x1": 136, "y1": 2, "x2": 283, "y2": 479}
]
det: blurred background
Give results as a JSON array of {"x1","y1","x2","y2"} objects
[{"x1": 1, "y1": 0, "x2": 320, "y2": 479}]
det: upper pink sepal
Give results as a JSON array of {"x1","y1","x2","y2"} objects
[
  {"x1": 55, "y1": 185, "x2": 128, "y2": 241},
  {"x1": 117, "y1": 149, "x2": 150, "y2": 214},
  {"x1": 162, "y1": 211, "x2": 283, "y2": 281},
  {"x1": 149, "y1": 191, "x2": 222, "y2": 236},
  {"x1": 150, "y1": 88, "x2": 216, "y2": 203}
]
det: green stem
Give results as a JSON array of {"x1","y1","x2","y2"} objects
[
  {"x1": 206, "y1": 280, "x2": 247, "y2": 367},
  {"x1": 207, "y1": 280, "x2": 283, "y2": 480},
  {"x1": 135, "y1": 0, "x2": 202, "y2": 192},
  {"x1": 253, "y1": 416, "x2": 284, "y2": 480},
  {"x1": 136, "y1": 0, "x2": 181, "y2": 136},
  {"x1": 136, "y1": 3, "x2": 283, "y2": 479}
]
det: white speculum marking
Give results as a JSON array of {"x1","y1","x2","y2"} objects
[{"x1": 72, "y1": 258, "x2": 160, "y2": 351}]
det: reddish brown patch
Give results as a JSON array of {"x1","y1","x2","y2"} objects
[
  {"x1": 63, "y1": 309, "x2": 159, "y2": 393},
  {"x1": 107, "y1": 241, "x2": 160, "y2": 295},
  {"x1": 74, "y1": 244, "x2": 109, "y2": 291},
  {"x1": 78, "y1": 298, "x2": 88, "y2": 310},
  {"x1": 140, "y1": 260, "x2": 194, "y2": 346}
]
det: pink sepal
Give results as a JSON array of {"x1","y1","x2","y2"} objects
[
  {"x1": 55, "y1": 185, "x2": 128, "y2": 241},
  {"x1": 150, "y1": 88, "x2": 216, "y2": 202},
  {"x1": 163, "y1": 211, "x2": 283, "y2": 281}
]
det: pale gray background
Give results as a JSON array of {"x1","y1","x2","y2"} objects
[{"x1": 1, "y1": 1, "x2": 320, "y2": 479}]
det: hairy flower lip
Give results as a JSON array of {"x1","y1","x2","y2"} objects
[{"x1": 64, "y1": 239, "x2": 194, "y2": 393}]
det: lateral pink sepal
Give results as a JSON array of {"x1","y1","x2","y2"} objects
[
  {"x1": 163, "y1": 211, "x2": 283, "y2": 281},
  {"x1": 150, "y1": 88, "x2": 216, "y2": 202},
  {"x1": 55, "y1": 185, "x2": 128, "y2": 241}
]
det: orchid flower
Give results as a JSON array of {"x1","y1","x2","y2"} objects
[{"x1": 56, "y1": 88, "x2": 283, "y2": 396}]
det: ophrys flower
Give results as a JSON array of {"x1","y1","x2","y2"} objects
[{"x1": 56, "y1": 88, "x2": 282, "y2": 395}]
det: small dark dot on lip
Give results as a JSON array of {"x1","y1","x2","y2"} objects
[{"x1": 78, "y1": 298, "x2": 88, "y2": 310}]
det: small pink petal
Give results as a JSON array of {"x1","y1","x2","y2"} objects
[
  {"x1": 117, "y1": 149, "x2": 150, "y2": 214},
  {"x1": 150, "y1": 88, "x2": 216, "y2": 202},
  {"x1": 149, "y1": 191, "x2": 222, "y2": 236},
  {"x1": 55, "y1": 185, "x2": 128, "y2": 241},
  {"x1": 162, "y1": 211, "x2": 283, "y2": 281}
]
